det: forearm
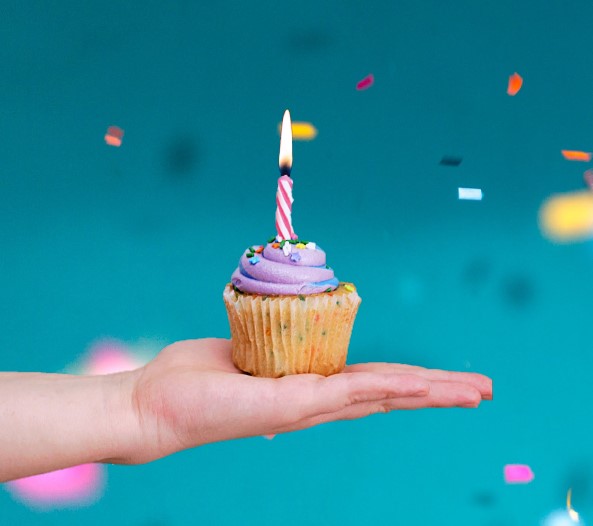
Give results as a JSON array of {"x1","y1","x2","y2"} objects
[{"x1": 0, "y1": 371, "x2": 140, "y2": 482}]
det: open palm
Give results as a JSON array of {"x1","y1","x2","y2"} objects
[{"x1": 130, "y1": 338, "x2": 492, "y2": 462}]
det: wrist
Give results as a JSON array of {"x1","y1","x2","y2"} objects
[{"x1": 97, "y1": 370, "x2": 145, "y2": 465}]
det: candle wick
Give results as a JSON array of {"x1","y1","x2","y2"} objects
[{"x1": 280, "y1": 164, "x2": 291, "y2": 177}]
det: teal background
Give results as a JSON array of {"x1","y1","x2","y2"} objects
[{"x1": 1, "y1": 1, "x2": 593, "y2": 524}]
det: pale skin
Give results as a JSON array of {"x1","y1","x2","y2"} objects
[{"x1": 0, "y1": 338, "x2": 492, "y2": 483}]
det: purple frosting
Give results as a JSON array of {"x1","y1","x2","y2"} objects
[{"x1": 231, "y1": 242, "x2": 340, "y2": 295}]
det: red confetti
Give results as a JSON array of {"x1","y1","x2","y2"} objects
[
  {"x1": 356, "y1": 74, "x2": 374, "y2": 91},
  {"x1": 584, "y1": 169, "x2": 593, "y2": 190},
  {"x1": 104, "y1": 126, "x2": 124, "y2": 147},
  {"x1": 507, "y1": 73, "x2": 523, "y2": 96}
]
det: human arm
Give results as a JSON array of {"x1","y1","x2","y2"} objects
[{"x1": 0, "y1": 338, "x2": 492, "y2": 482}]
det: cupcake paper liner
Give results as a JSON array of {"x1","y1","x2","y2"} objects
[{"x1": 223, "y1": 283, "x2": 361, "y2": 377}]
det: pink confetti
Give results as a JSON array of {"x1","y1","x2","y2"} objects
[
  {"x1": 6, "y1": 464, "x2": 106, "y2": 508},
  {"x1": 504, "y1": 464, "x2": 534, "y2": 484},
  {"x1": 84, "y1": 339, "x2": 143, "y2": 375},
  {"x1": 104, "y1": 125, "x2": 124, "y2": 147},
  {"x1": 584, "y1": 169, "x2": 593, "y2": 190},
  {"x1": 356, "y1": 74, "x2": 374, "y2": 91}
]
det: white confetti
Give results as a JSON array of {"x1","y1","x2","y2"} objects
[
  {"x1": 458, "y1": 187, "x2": 483, "y2": 201},
  {"x1": 282, "y1": 243, "x2": 292, "y2": 256},
  {"x1": 305, "y1": 242, "x2": 316, "y2": 250}
]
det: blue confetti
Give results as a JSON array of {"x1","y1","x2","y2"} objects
[
  {"x1": 249, "y1": 256, "x2": 260, "y2": 265},
  {"x1": 290, "y1": 252, "x2": 301, "y2": 262}
]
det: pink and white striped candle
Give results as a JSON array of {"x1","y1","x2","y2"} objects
[
  {"x1": 276, "y1": 110, "x2": 296, "y2": 240},
  {"x1": 276, "y1": 174, "x2": 295, "y2": 240}
]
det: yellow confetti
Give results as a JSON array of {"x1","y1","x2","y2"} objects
[
  {"x1": 539, "y1": 191, "x2": 593, "y2": 242},
  {"x1": 295, "y1": 243, "x2": 306, "y2": 249},
  {"x1": 567, "y1": 488, "x2": 580, "y2": 523},
  {"x1": 277, "y1": 122, "x2": 318, "y2": 141},
  {"x1": 344, "y1": 284, "x2": 356, "y2": 292}
]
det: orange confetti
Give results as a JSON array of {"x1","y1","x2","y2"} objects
[
  {"x1": 507, "y1": 73, "x2": 523, "y2": 96},
  {"x1": 561, "y1": 150, "x2": 592, "y2": 162},
  {"x1": 104, "y1": 126, "x2": 124, "y2": 147}
]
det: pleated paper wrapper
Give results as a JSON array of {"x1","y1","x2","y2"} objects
[{"x1": 223, "y1": 283, "x2": 361, "y2": 377}]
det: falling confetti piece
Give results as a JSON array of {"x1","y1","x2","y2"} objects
[
  {"x1": 543, "y1": 510, "x2": 582, "y2": 526},
  {"x1": 562, "y1": 150, "x2": 591, "y2": 162},
  {"x1": 458, "y1": 187, "x2": 483, "y2": 201},
  {"x1": 584, "y1": 169, "x2": 593, "y2": 190},
  {"x1": 277, "y1": 122, "x2": 318, "y2": 141},
  {"x1": 104, "y1": 126, "x2": 124, "y2": 147},
  {"x1": 567, "y1": 488, "x2": 580, "y2": 523},
  {"x1": 356, "y1": 74, "x2": 374, "y2": 91},
  {"x1": 507, "y1": 73, "x2": 523, "y2": 96},
  {"x1": 440, "y1": 156, "x2": 463, "y2": 167},
  {"x1": 539, "y1": 190, "x2": 593, "y2": 242},
  {"x1": 504, "y1": 464, "x2": 534, "y2": 484},
  {"x1": 84, "y1": 339, "x2": 144, "y2": 375},
  {"x1": 6, "y1": 464, "x2": 106, "y2": 509}
]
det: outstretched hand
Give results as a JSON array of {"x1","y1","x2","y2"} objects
[{"x1": 129, "y1": 338, "x2": 492, "y2": 463}]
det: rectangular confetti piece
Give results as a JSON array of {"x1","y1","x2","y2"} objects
[
  {"x1": 561, "y1": 150, "x2": 591, "y2": 162},
  {"x1": 504, "y1": 464, "x2": 534, "y2": 484},
  {"x1": 458, "y1": 187, "x2": 483, "y2": 200},
  {"x1": 507, "y1": 73, "x2": 523, "y2": 96},
  {"x1": 440, "y1": 156, "x2": 463, "y2": 167}
]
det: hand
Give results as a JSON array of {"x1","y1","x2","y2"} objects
[{"x1": 128, "y1": 338, "x2": 492, "y2": 463}]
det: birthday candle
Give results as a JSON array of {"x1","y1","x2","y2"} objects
[{"x1": 276, "y1": 110, "x2": 296, "y2": 240}]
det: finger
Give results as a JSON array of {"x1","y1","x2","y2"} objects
[
  {"x1": 276, "y1": 372, "x2": 430, "y2": 423},
  {"x1": 344, "y1": 362, "x2": 492, "y2": 400},
  {"x1": 290, "y1": 381, "x2": 483, "y2": 431}
]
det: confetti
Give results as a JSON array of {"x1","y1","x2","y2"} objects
[
  {"x1": 290, "y1": 252, "x2": 301, "y2": 262},
  {"x1": 255, "y1": 245, "x2": 264, "y2": 253},
  {"x1": 539, "y1": 190, "x2": 593, "y2": 242},
  {"x1": 295, "y1": 242, "x2": 306, "y2": 249},
  {"x1": 507, "y1": 73, "x2": 523, "y2": 96},
  {"x1": 584, "y1": 169, "x2": 593, "y2": 190},
  {"x1": 305, "y1": 242, "x2": 316, "y2": 250},
  {"x1": 440, "y1": 156, "x2": 463, "y2": 167},
  {"x1": 6, "y1": 464, "x2": 106, "y2": 509},
  {"x1": 566, "y1": 488, "x2": 580, "y2": 523},
  {"x1": 503, "y1": 464, "x2": 534, "y2": 484},
  {"x1": 542, "y1": 510, "x2": 582, "y2": 526},
  {"x1": 344, "y1": 284, "x2": 355, "y2": 292},
  {"x1": 458, "y1": 188, "x2": 483, "y2": 201},
  {"x1": 277, "y1": 122, "x2": 318, "y2": 141},
  {"x1": 282, "y1": 242, "x2": 292, "y2": 256},
  {"x1": 249, "y1": 256, "x2": 260, "y2": 265},
  {"x1": 562, "y1": 150, "x2": 592, "y2": 162},
  {"x1": 104, "y1": 126, "x2": 124, "y2": 147},
  {"x1": 356, "y1": 74, "x2": 374, "y2": 91}
]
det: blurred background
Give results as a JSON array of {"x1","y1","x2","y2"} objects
[{"x1": 1, "y1": 0, "x2": 593, "y2": 524}]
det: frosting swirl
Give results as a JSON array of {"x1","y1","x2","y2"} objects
[{"x1": 231, "y1": 241, "x2": 339, "y2": 295}]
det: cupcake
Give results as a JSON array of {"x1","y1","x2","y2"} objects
[
  {"x1": 223, "y1": 110, "x2": 361, "y2": 377},
  {"x1": 223, "y1": 240, "x2": 361, "y2": 377}
]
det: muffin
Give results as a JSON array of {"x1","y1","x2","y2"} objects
[{"x1": 223, "y1": 239, "x2": 361, "y2": 377}]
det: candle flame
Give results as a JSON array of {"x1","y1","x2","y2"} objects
[{"x1": 279, "y1": 109, "x2": 292, "y2": 174}]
